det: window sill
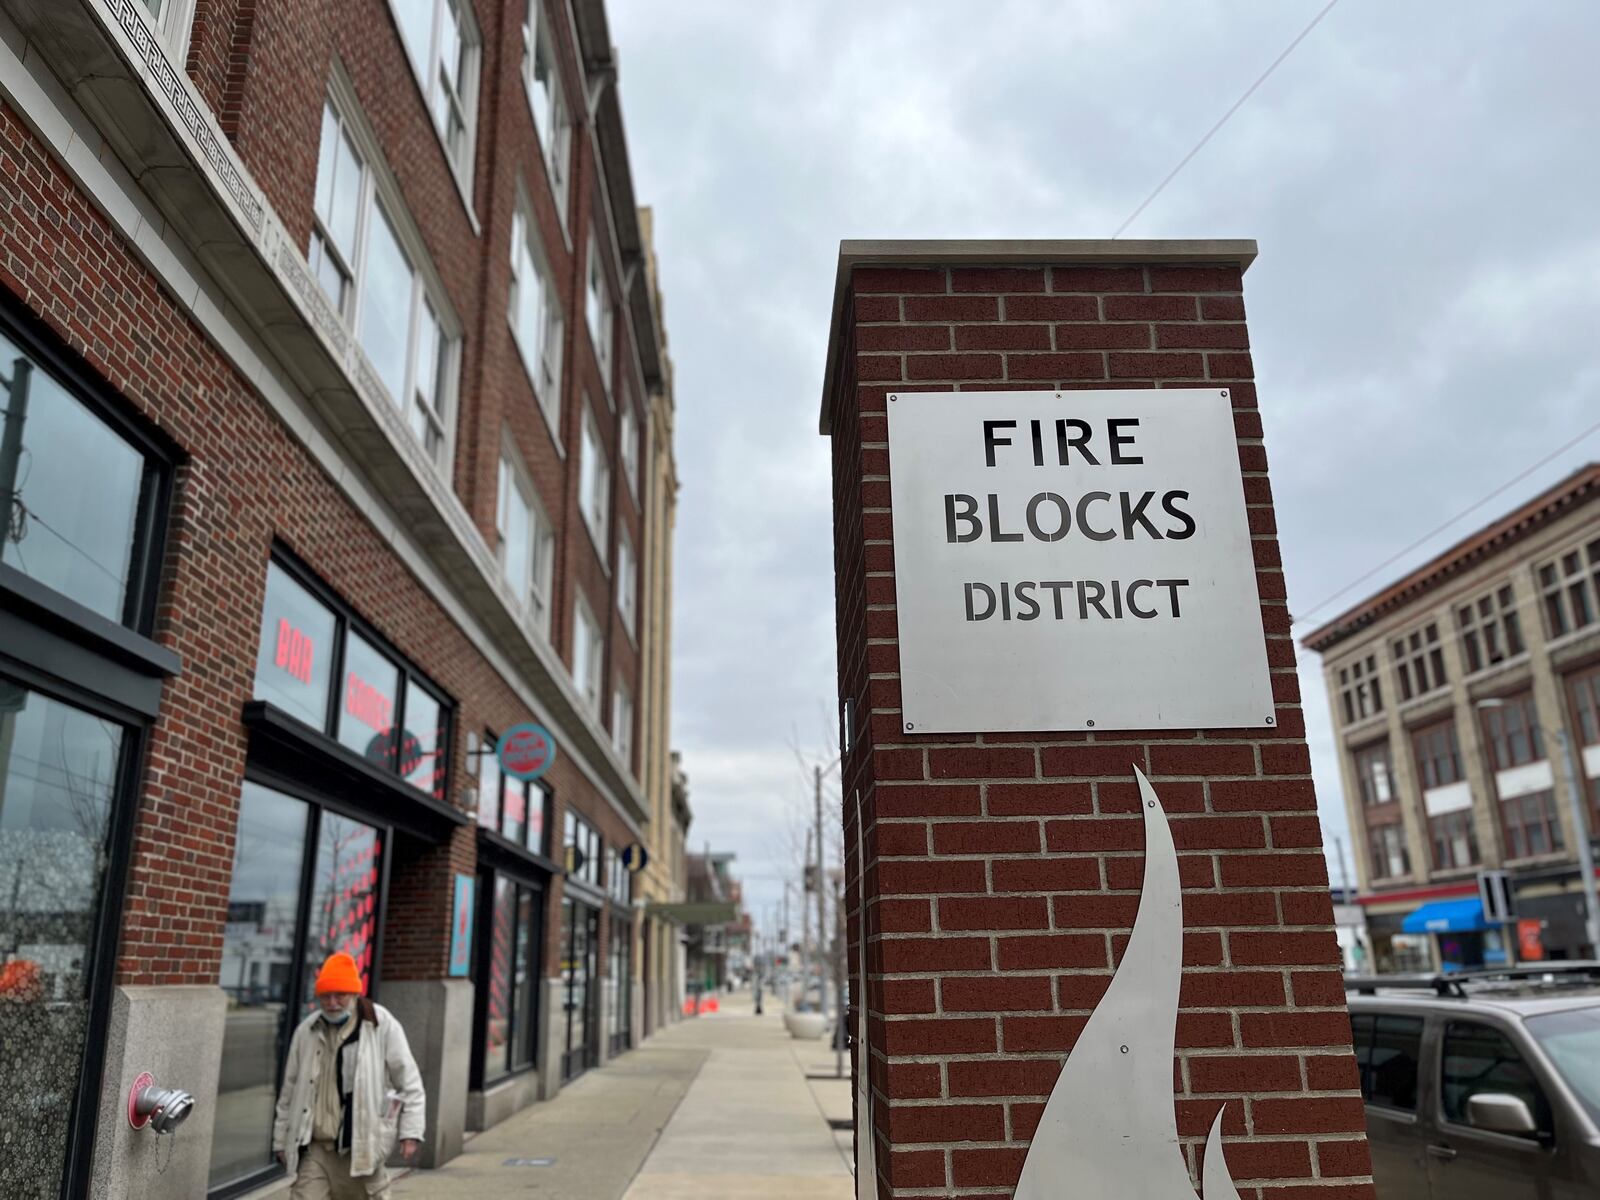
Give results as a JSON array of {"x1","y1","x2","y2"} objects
[
  {"x1": 1398, "y1": 686, "x2": 1453, "y2": 714},
  {"x1": 1462, "y1": 653, "x2": 1532, "y2": 690},
  {"x1": 1341, "y1": 710, "x2": 1388, "y2": 739}
]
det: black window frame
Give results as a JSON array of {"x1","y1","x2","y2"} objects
[
  {"x1": 208, "y1": 771, "x2": 393, "y2": 1200},
  {"x1": 469, "y1": 865, "x2": 545, "y2": 1090},
  {"x1": 0, "y1": 296, "x2": 177, "y2": 1199},
  {"x1": 253, "y1": 547, "x2": 454, "y2": 804},
  {"x1": 1349, "y1": 1011, "x2": 1424, "y2": 1113},
  {"x1": 1438, "y1": 1019, "x2": 1555, "y2": 1140}
]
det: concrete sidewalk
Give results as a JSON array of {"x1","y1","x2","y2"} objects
[
  {"x1": 624, "y1": 995, "x2": 852, "y2": 1199},
  {"x1": 392, "y1": 993, "x2": 852, "y2": 1199}
]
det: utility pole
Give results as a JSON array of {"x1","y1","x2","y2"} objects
[
  {"x1": 814, "y1": 763, "x2": 827, "y2": 1021},
  {"x1": 801, "y1": 828, "x2": 812, "y2": 1010},
  {"x1": 834, "y1": 868, "x2": 847, "y2": 1077},
  {"x1": 1554, "y1": 728, "x2": 1600, "y2": 954}
]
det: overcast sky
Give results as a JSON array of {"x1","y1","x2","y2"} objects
[{"x1": 609, "y1": 0, "x2": 1600, "y2": 928}]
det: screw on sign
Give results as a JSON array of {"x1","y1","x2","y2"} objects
[{"x1": 499, "y1": 722, "x2": 556, "y2": 782}]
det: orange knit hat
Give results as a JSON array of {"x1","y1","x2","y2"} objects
[{"x1": 314, "y1": 952, "x2": 364, "y2": 996}]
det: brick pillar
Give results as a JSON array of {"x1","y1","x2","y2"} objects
[{"x1": 823, "y1": 242, "x2": 1372, "y2": 1199}]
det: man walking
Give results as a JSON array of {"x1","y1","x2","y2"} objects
[{"x1": 273, "y1": 952, "x2": 426, "y2": 1198}]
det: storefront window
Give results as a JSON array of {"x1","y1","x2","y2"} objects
[
  {"x1": 207, "y1": 782, "x2": 384, "y2": 1193},
  {"x1": 482, "y1": 876, "x2": 515, "y2": 1083},
  {"x1": 338, "y1": 632, "x2": 400, "y2": 768},
  {"x1": 502, "y1": 769, "x2": 526, "y2": 846},
  {"x1": 211, "y1": 783, "x2": 310, "y2": 1192},
  {"x1": 0, "y1": 681, "x2": 125, "y2": 1200},
  {"x1": 253, "y1": 563, "x2": 337, "y2": 729},
  {"x1": 477, "y1": 873, "x2": 541, "y2": 1084},
  {"x1": 608, "y1": 912, "x2": 631, "y2": 1056},
  {"x1": 252, "y1": 554, "x2": 453, "y2": 800},
  {"x1": 564, "y1": 809, "x2": 600, "y2": 887},
  {"x1": 560, "y1": 897, "x2": 598, "y2": 1080},
  {"x1": 476, "y1": 732, "x2": 550, "y2": 855},
  {"x1": 0, "y1": 326, "x2": 154, "y2": 626},
  {"x1": 301, "y1": 811, "x2": 381, "y2": 1009}
]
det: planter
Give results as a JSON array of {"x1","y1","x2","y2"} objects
[{"x1": 784, "y1": 1010, "x2": 827, "y2": 1040}]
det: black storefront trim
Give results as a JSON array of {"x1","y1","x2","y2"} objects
[
  {"x1": 242, "y1": 700, "x2": 468, "y2": 843},
  {"x1": 477, "y1": 826, "x2": 562, "y2": 878}
]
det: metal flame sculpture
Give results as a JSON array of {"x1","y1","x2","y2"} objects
[{"x1": 1013, "y1": 768, "x2": 1243, "y2": 1200}]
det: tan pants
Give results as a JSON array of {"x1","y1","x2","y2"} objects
[{"x1": 292, "y1": 1142, "x2": 390, "y2": 1200}]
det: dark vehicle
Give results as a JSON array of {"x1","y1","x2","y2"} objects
[{"x1": 1345, "y1": 963, "x2": 1600, "y2": 1199}]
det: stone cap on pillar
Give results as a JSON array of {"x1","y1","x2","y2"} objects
[{"x1": 817, "y1": 238, "x2": 1259, "y2": 434}]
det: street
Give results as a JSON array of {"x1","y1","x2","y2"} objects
[{"x1": 393, "y1": 994, "x2": 853, "y2": 1199}]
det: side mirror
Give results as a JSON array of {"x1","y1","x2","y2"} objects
[{"x1": 1466, "y1": 1092, "x2": 1538, "y2": 1136}]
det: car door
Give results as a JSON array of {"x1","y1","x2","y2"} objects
[
  {"x1": 1353, "y1": 1010, "x2": 1433, "y2": 1198},
  {"x1": 1426, "y1": 1018, "x2": 1552, "y2": 1200}
]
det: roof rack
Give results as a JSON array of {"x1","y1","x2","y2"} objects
[{"x1": 1346, "y1": 961, "x2": 1600, "y2": 998}]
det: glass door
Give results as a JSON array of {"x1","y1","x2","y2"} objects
[{"x1": 561, "y1": 898, "x2": 599, "y2": 1080}]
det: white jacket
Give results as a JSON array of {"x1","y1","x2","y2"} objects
[{"x1": 272, "y1": 1000, "x2": 426, "y2": 1178}]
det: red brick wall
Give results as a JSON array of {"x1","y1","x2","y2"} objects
[
  {"x1": 0, "y1": 81, "x2": 638, "y2": 987},
  {"x1": 832, "y1": 261, "x2": 1372, "y2": 1198}
]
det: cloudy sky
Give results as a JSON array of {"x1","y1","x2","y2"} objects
[{"x1": 609, "y1": 0, "x2": 1600, "y2": 925}]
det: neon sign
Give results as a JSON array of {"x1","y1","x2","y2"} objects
[{"x1": 274, "y1": 619, "x2": 316, "y2": 684}]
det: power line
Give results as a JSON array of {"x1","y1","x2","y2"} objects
[
  {"x1": 1292, "y1": 412, "x2": 1600, "y2": 632},
  {"x1": 1111, "y1": 0, "x2": 1343, "y2": 238}
]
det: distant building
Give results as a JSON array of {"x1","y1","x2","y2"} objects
[
  {"x1": 1304, "y1": 464, "x2": 1600, "y2": 971},
  {"x1": 682, "y1": 851, "x2": 745, "y2": 997}
]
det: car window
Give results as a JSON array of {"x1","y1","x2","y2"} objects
[
  {"x1": 1351, "y1": 1013, "x2": 1376, "y2": 1100},
  {"x1": 1370, "y1": 1016, "x2": 1424, "y2": 1111},
  {"x1": 1441, "y1": 1021, "x2": 1552, "y2": 1136},
  {"x1": 1526, "y1": 1005, "x2": 1600, "y2": 1126}
]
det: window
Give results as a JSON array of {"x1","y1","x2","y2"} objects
[
  {"x1": 1352, "y1": 741, "x2": 1396, "y2": 807},
  {"x1": 620, "y1": 402, "x2": 639, "y2": 498},
  {"x1": 606, "y1": 846, "x2": 632, "y2": 906},
  {"x1": 572, "y1": 597, "x2": 604, "y2": 713},
  {"x1": 1430, "y1": 809, "x2": 1480, "y2": 870},
  {"x1": 564, "y1": 809, "x2": 601, "y2": 889},
  {"x1": 608, "y1": 910, "x2": 632, "y2": 1056},
  {"x1": 1441, "y1": 1021, "x2": 1552, "y2": 1136},
  {"x1": 387, "y1": 0, "x2": 479, "y2": 182},
  {"x1": 0, "y1": 322, "x2": 166, "y2": 629},
  {"x1": 524, "y1": 1, "x2": 573, "y2": 221},
  {"x1": 509, "y1": 205, "x2": 564, "y2": 426},
  {"x1": 1350, "y1": 1013, "x2": 1423, "y2": 1112},
  {"x1": 617, "y1": 530, "x2": 637, "y2": 636},
  {"x1": 585, "y1": 240, "x2": 614, "y2": 388},
  {"x1": 476, "y1": 736, "x2": 549, "y2": 857},
  {"x1": 309, "y1": 92, "x2": 459, "y2": 472},
  {"x1": 559, "y1": 897, "x2": 599, "y2": 1080},
  {"x1": 1482, "y1": 693, "x2": 1545, "y2": 770},
  {"x1": 1391, "y1": 623, "x2": 1447, "y2": 702},
  {"x1": 1367, "y1": 821, "x2": 1410, "y2": 881},
  {"x1": 139, "y1": 0, "x2": 197, "y2": 59},
  {"x1": 253, "y1": 557, "x2": 453, "y2": 800},
  {"x1": 0, "y1": 683, "x2": 129, "y2": 1200},
  {"x1": 1412, "y1": 722, "x2": 1465, "y2": 789},
  {"x1": 1458, "y1": 584, "x2": 1525, "y2": 674},
  {"x1": 1338, "y1": 653, "x2": 1383, "y2": 725},
  {"x1": 578, "y1": 403, "x2": 610, "y2": 550},
  {"x1": 1538, "y1": 538, "x2": 1600, "y2": 639},
  {"x1": 612, "y1": 681, "x2": 633, "y2": 771},
  {"x1": 210, "y1": 782, "x2": 383, "y2": 1191},
  {"x1": 477, "y1": 874, "x2": 541, "y2": 1084},
  {"x1": 1527, "y1": 1007, "x2": 1600, "y2": 1127},
  {"x1": 496, "y1": 449, "x2": 555, "y2": 636},
  {"x1": 1501, "y1": 791, "x2": 1564, "y2": 860}
]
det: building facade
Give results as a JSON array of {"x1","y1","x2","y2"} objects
[
  {"x1": 0, "y1": 0, "x2": 679, "y2": 1196},
  {"x1": 1305, "y1": 464, "x2": 1600, "y2": 971}
]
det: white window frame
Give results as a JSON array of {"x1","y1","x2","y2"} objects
[
  {"x1": 578, "y1": 399, "x2": 611, "y2": 558},
  {"x1": 495, "y1": 441, "x2": 556, "y2": 639},
  {"x1": 619, "y1": 399, "x2": 639, "y2": 501},
  {"x1": 384, "y1": 0, "x2": 482, "y2": 203},
  {"x1": 586, "y1": 238, "x2": 615, "y2": 396},
  {"x1": 617, "y1": 528, "x2": 636, "y2": 639},
  {"x1": 312, "y1": 76, "x2": 463, "y2": 478},
  {"x1": 508, "y1": 191, "x2": 565, "y2": 443},
  {"x1": 523, "y1": 0, "x2": 574, "y2": 230},
  {"x1": 141, "y1": 0, "x2": 198, "y2": 61},
  {"x1": 572, "y1": 596, "x2": 604, "y2": 713},
  {"x1": 612, "y1": 680, "x2": 634, "y2": 771}
]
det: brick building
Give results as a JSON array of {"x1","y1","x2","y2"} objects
[
  {"x1": 0, "y1": 0, "x2": 681, "y2": 1196},
  {"x1": 1304, "y1": 464, "x2": 1600, "y2": 970},
  {"x1": 821, "y1": 242, "x2": 1372, "y2": 1197}
]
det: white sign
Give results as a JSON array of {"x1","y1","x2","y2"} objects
[{"x1": 885, "y1": 389, "x2": 1274, "y2": 733}]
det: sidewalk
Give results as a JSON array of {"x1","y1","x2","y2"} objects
[{"x1": 392, "y1": 992, "x2": 852, "y2": 1199}]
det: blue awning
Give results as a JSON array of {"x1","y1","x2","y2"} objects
[{"x1": 1402, "y1": 897, "x2": 1487, "y2": 934}]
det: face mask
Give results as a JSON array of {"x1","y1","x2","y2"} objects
[{"x1": 322, "y1": 1007, "x2": 352, "y2": 1025}]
